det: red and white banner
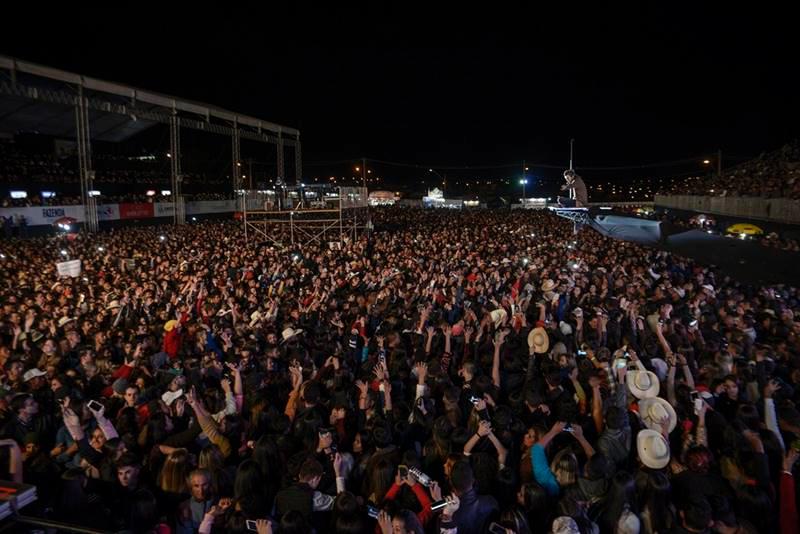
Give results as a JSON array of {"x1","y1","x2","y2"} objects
[
  {"x1": 0, "y1": 200, "x2": 236, "y2": 226},
  {"x1": 119, "y1": 203, "x2": 154, "y2": 219}
]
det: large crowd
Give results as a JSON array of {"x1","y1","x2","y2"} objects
[
  {"x1": 664, "y1": 141, "x2": 800, "y2": 200},
  {"x1": 0, "y1": 207, "x2": 799, "y2": 534},
  {"x1": 0, "y1": 139, "x2": 229, "y2": 207}
]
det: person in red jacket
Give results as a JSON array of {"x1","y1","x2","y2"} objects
[
  {"x1": 380, "y1": 466, "x2": 434, "y2": 531},
  {"x1": 163, "y1": 319, "x2": 182, "y2": 359}
]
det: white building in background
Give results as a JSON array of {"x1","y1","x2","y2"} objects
[
  {"x1": 422, "y1": 187, "x2": 463, "y2": 208},
  {"x1": 368, "y1": 190, "x2": 398, "y2": 206}
]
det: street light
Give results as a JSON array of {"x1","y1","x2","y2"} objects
[
  {"x1": 702, "y1": 150, "x2": 722, "y2": 176},
  {"x1": 520, "y1": 178, "x2": 528, "y2": 201}
]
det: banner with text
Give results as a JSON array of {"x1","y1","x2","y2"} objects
[
  {"x1": 56, "y1": 259, "x2": 82, "y2": 277},
  {"x1": 154, "y1": 202, "x2": 175, "y2": 218},
  {"x1": 119, "y1": 203, "x2": 155, "y2": 219},
  {"x1": 0, "y1": 200, "x2": 238, "y2": 226}
]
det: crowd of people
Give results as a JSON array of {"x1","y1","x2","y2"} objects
[
  {"x1": 0, "y1": 207, "x2": 799, "y2": 534},
  {"x1": 0, "y1": 139, "x2": 230, "y2": 207},
  {"x1": 663, "y1": 141, "x2": 800, "y2": 199},
  {"x1": 1, "y1": 192, "x2": 232, "y2": 208}
]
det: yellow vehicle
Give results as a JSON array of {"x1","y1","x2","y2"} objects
[{"x1": 726, "y1": 223, "x2": 764, "y2": 236}]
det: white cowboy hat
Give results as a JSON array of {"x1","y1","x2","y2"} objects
[
  {"x1": 281, "y1": 327, "x2": 303, "y2": 343},
  {"x1": 249, "y1": 310, "x2": 263, "y2": 328},
  {"x1": 637, "y1": 429, "x2": 670, "y2": 469},
  {"x1": 541, "y1": 279, "x2": 556, "y2": 292},
  {"x1": 489, "y1": 309, "x2": 507, "y2": 328},
  {"x1": 57, "y1": 316, "x2": 76, "y2": 328},
  {"x1": 626, "y1": 369, "x2": 660, "y2": 399},
  {"x1": 572, "y1": 307, "x2": 583, "y2": 318},
  {"x1": 161, "y1": 388, "x2": 184, "y2": 407},
  {"x1": 23, "y1": 368, "x2": 47, "y2": 382},
  {"x1": 106, "y1": 300, "x2": 122, "y2": 311},
  {"x1": 638, "y1": 396, "x2": 677, "y2": 433},
  {"x1": 527, "y1": 327, "x2": 549, "y2": 354},
  {"x1": 559, "y1": 321, "x2": 573, "y2": 336}
]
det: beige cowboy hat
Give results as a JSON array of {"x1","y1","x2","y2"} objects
[
  {"x1": 541, "y1": 279, "x2": 556, "y2": 292},
  {"x1": 637, "y1": 429, "x2": 671, "y2": 469},
  {"x1": 57, "y1": 316, "x2": 76, "y2": 328},
  {"x1": 281, "y1": 327, "x2": 304, "y2": 343},
  {"x1": 626, "y1": 369, "x2": 660, "y2": 399},
  {"x1": 489, "y1": 308, "x2": 507, "y2": 328},
  {"x1": 249, "y1": 310, "x2": 263, "y2": 328},
  {"x1": 527, "y1": 327, "x2": 549, "y2": 354},
  {"x1": 638, "y1": 396, "x2": 677, "y2": 433}
]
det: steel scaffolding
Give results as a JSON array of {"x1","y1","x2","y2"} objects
[
  {"x1": 169, "y1": 109, "x2": 185, "y2": 224},
  {"x1": 0, "y1": 55, "x2": 302, "y2": 231},
  {"x1": 75, "y1": 86, "x2": 98, "y2": 233},
  {"x1": 243, "y1": 185, "x2": 369, "y2": 248}
]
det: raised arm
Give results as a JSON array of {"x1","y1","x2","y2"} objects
[
  {"x1": 187, "y1": 387, "x2": 231, "y2": 458},
  {"x1": 569, "y1": 424, "x2": 595, "y2": 459},
  {"x1": 492, "y1": 331, "x2": 507, "y2": 388}
]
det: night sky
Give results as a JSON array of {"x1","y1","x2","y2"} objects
[{"x1": 1, "y1": 5, "x2": 797, "y2": 190}]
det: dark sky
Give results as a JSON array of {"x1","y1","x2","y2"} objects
[{"x1": 1, "y1": 5, "x2": 797, "y2": 184}]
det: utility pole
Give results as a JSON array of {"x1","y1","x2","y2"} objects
[
  {"x1": 569, "y1": 139, "x2": 575, "y2": 171},
  {"x1": 361, "y1": 157, "x2": 367, "y2": 189}
]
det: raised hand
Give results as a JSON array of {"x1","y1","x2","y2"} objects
[
  {"x1": 255, "y1": 519, "x2": 273, "y2": 534},
  {"x1": 429, "y1": 480, "x2": 443, "y2": 501},
  {"x1": 442, "y1": 495, "x2": 460, "y2": 519},
  {"x1": 185, "y1": 386, "x2": 199, "y2": 406},
  {"x1": 477, "y1": 420, "x2": 492, "y2": 437},
  {"x1": 333, "y1": 452, "x2": 344, "y2": 476},
  {"x1": 415, "y1": 361, "x2": 428, "y2": 384},
  {"x1": 377, "y1": 510, "x2": 392, "y2": 534},
  {"x1": 355, "y1": 380, "x2": 368, "y2": 398},
  {"x1": 220, "y1": 377, "x2": 232, "y2": 394}
]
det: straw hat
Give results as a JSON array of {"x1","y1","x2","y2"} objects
[
  {"x1": 527, "y1": 327, "x2": 549, "y2": 354},
  {"x1": 541, "y1": 279, "x2": 556, "y2": 292}
]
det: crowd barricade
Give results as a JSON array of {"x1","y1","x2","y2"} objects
[{"x1": 655, "y1": 195, "x2": 800, "y2": 224}]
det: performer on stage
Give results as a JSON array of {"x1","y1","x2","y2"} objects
[{"x1": 558, "y1": 169, "x2": 588, "y2": 207}]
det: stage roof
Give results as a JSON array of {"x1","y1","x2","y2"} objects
[{"x1": 0, "y1": 55, "x2": 299, "y2": 144}]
